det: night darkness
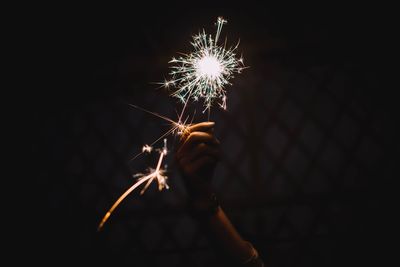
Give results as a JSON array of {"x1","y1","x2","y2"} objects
[{"x1": 25, "y1": 4, "x2": 397, "y2": 267}]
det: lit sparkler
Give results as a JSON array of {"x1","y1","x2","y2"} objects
[
  {"x1": 163, "y1": 17, "x2": 247, "y2": 115},
  {"x1": 98, "y1": 105, "x2": 192, "y2": 231},
  {"x1": 98, "y1": 139, "x2": 169, "y2": 231},
  {"x1": 98, "y1": 17, "x2": 245, "y2": 230}
]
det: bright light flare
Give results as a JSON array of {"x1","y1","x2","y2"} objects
[
  {"x1": 196, "y1": 55, "x2": 222, "y2": 79},
  {"x1": 163, "y1": 17, "x2": 247, "y2": 114}
]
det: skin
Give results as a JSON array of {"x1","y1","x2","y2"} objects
[
  {"x1": 176, "y1": 122, "x2": 219, "y2": 197},
  {"x1": 175, "y1": 122, "x2": 261, "y2": 265}
]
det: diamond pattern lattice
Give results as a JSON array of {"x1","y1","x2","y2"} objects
[{"x1": 35, "y1": 13, "x2": 393, "y2": 267}]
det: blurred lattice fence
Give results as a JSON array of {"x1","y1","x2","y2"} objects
[{"x1": 34, "y1": 10, "x2": 395, "y2": 267}]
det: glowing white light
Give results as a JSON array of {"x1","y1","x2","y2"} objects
[
  {"x1": 196, "y1": 55, "x2": 223, "y2": 79},
  {"x1": 163, "y1": 17, "x2": 246, "y2": 114}
]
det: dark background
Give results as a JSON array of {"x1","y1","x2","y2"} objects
[{"x1": 26, "y1": 3, "x2": 397, "y2": 267}]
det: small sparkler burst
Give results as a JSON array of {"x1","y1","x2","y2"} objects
[
  {"x1": 98, "y1": 105, "x2": 192, "y2": 231},
  {"x1": 98, "y1": 139, "x2": 169, "y2": 231},
  {"x1": 164, "y1": 17, "x2": 246, "y2": 113}
]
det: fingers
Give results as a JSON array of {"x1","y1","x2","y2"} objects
[
  {"x1": 180, "y1": 121, "x2": 215, "y2": 141},
  {"x1": 176, "y1": 121, "x2": 220, "y2": 180},
  {"x1": 186, "y1": 143, "x2": 220, "y2": 162},
  {"x1": 179, "y1": 142, "x2": 220, "y2": 164},
  {"x1": 190, "y1": 155, "x2": 216, "y2": 173},
  {"x1": 180, "y1": 155, "x2": 217, "y2": 177},
  {"x1": 175, "y1": 122, "x2": 220, "y2": 191},
  {"x1": 177, "y1": 131, "x2": 219, "y2": 157},
  {"x1": 187, "y1": 121, "x2": 215, "y2": 133}
]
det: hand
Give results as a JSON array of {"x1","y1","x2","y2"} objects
[{"x1": 175, "y1": 122, "x2": 220, "y2": 198}]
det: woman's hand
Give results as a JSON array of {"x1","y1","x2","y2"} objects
[{"x1": 175, "y1": 121, "x2": 220, "y2": 198}]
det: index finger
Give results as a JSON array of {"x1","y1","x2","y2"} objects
[
  {"x1": 187, "y1": 121, "x2": 215, "y2": 133},
  {"x1": 179, "y1": 121, "x2": 215, "y2": 143},
  {"x1": 177, "y1": 131, "x2": 219, "y2": 156}
]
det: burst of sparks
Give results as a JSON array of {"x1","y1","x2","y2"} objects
[
  {"x1": 163, "y1": 17, "x2": 246, "y2": 114},
  {"x1": 128, "y1": 104, "x2": 191, "y2": 162},
  {"x1": 98, "y1": 139, "x2": 169, "y2": 231},
  {"x1": 98, "y1": 104, "x2": 193, "y2": 231}
]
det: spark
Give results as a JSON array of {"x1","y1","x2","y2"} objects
[
  {"x1": 97, "y1": 105, "x2": 192, "y2": 230},
  {"x1": 163, "y1": 17, "x2": 247, "y2": 115},
  {"x1": 142, "y1": 144, "x2": 153, "y2": 153},
  {"x1": 128, "y1": 104, "x2": 191, "y2": 161},
  {"x1": 98, "y1": 139, "x2": 169, "y2": 231}
]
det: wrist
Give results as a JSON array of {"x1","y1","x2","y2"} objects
[
  {"x1": 187, "y1": 192, "x2": 220, "y2": 219},
  {"x1": 183, "y1": 175, "x2": 214, "y2": 198}
]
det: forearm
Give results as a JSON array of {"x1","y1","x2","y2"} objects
[
  {"x1": 190, "y1": 196, "x2": 264, "y2": 266},
  {"x1": 207, "y1": 206, "x2": 255, "y2": 261},
  {"x1": 177, "y1": 122, "x2": 263, "y2": 265}
]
